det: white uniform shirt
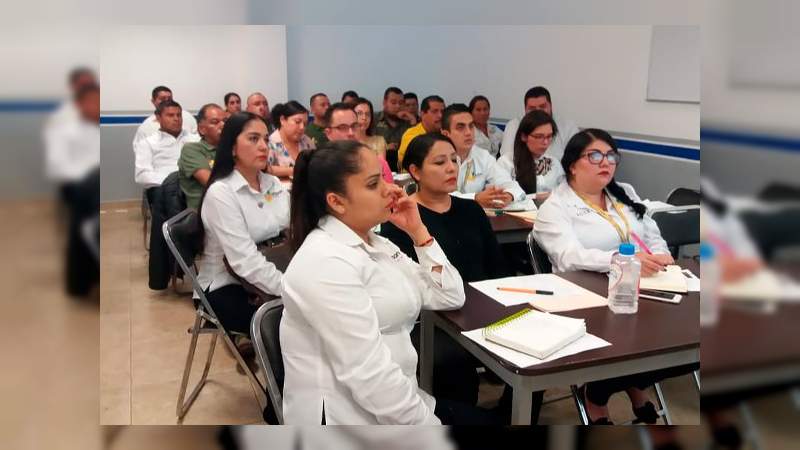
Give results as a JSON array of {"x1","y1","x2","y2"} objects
[
  {"x1": 533, "y1": 181, "x2": 670, "y2": 273},
  {"x1": 43, "y1": 101, "x2": 100, "y2": 182},
  {"x1": 196, "y1": 170, "x2": 289, "y2": 295},
  {"x1": 280, "y1": 215, "x2": 465, "y2": 425},
  {"x1": 500, "y1": 114, "x2": 580, "y2": 161},
  {"x1": 474, "y1": 123, "x2": 504, "y2": 157},
  {"x1": 453, "y1": 145, "x2": 526, "y2": 202},
  {"x1": 133, "y1": 129, "x2": 199, "y2": 187},
  {"x1": 496, "y1": 152, "x2": 565, "y2": 194},
  {"x1": 132, "y1": 111, "x2": 198, "y2": 146}
]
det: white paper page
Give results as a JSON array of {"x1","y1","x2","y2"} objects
[
  {"x1": 470, "y1": 274, "x2": 587, "y2": 307},
  {"x1": 462, "y1": 329, "x2": 611, "y2": 368},
  {"x1": 639, "y1": 265, "x2": 688, "y2": 293},
  {"x1": 681, "y1": 268, "x2": 701, "y2": 292}
]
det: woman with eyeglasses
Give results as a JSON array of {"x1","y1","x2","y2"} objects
[
  {"x1": 267, "y1": 101, "x2": 316, "y2": 178},
  {"x1": 497, "y1": 110, "x2": 565, "y2": 201},
  {"x1": 533, "y1": 128, "x2": 682, "y2": 424}
]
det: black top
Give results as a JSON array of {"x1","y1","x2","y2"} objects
[{"x1": 381, "y1": 196, "x2": 510, "y2": 282}]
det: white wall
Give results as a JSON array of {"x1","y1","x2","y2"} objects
[
  {"x1": 287, "y1": 26, "x2": 699, "y2": 141},
  {"x1": 100, "y1": 25, "x2": 288, "y2": 112}
]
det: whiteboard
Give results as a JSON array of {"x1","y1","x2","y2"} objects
[
  {"x1": 100, "y1": 25, "x2": 288, "y2": 112},
  {"x1": 647, "y1": 26, "x2": 700, "y2": 103}
]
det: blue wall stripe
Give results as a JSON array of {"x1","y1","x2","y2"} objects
[
  {"x1": 701, "y1": 128, "x2": 800, "y2": 154},
  {"x1": 615, "y1": 138, "x2": 699, "y2": 161},
  {"x1": 0, "y1": 100, "x2": 60, "y2": 113},
  {"x1": 101, "y1": 115, "x2": 148, "y2": 125}
]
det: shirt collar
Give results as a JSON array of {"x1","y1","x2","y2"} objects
[
  {"x1": 317, "y1": 215, "x2": 387, "y2": 253},
  {"x1": 228, "y1": 169, "x2": 284, "y2": 195}
]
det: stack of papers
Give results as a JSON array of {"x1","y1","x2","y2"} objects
[
  {"x1": 506, "y1": 210, "x2": 537, "y2": 223},
  {"x1": 469, "y1": 274, "x2": 608, "y2": 311},
  {"x1": 483, "y1": 310, "x2": 586, "y2": 359},
  {"x1": 722, "y1": 269, "x2": 800, "y2": 303},
  {"x1": 639, "y1": 265, "x2": 688, "y2": 293}
]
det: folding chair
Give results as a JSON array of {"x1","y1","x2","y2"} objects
[
  {"x1": 666, "y1": 187, "x2": 700, "y2": 206},
  {"x1": 526, "y1": 231, "x2": 552, "y2": 274},
  {"x1": 251, "y1": 300, "x2": 286, "y2": 424},
  {"x1": 162, "y1": 209, "x2": 267, "y2": 421},
  {"x1": 650, "y1": 205, "x2": 701, "y2": 259},
  {"x1": 571, "y1": 383, "x2": 673, "y2": 425}
]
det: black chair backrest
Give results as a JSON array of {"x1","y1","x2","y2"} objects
[
  {"x1": 666, "y1": 187, "x2": 700, "y2": 206},
  {"x1": 527, "y1": 231, "x2": 552, "y2": 274},
  {"x1": 758, "y1": 183, "x2": 800, "y2": 202},
  {"x1": 651, "y1": 207, "x2": 700, "y2": 257},
  {"x1": 165, "y1": 209, "x2": 202, "y2": 270},
  {"x1": 259, "y1": 303, "x2": 285, "y2": 392}
]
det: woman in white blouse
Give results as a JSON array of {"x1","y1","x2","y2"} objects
[
  {"x1": 468, "y1": 95, "x2": 503, "y2": 158},
  {"x1": 497, "y1": 110, "x2": 565, "y2": 201},
  {"x1": 534, "y1": 128, "x2": 680, "y2": 424},
  {"x1": 281, "y1": 140, "x2": 498, "y2": 425},
  {"x1": 195, "y1": 112, "x2": 289, "y2": 335}
]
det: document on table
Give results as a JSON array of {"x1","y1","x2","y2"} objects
[
  {"x1": 722, "y1": 268, "x2": 800, "y2": 303},
  {"x1": 681, "y1": 268, "x2": 700, "y2": 292},
  {"x1": 469, "y1": 274, "x2": 608, "y2": 311},
  {"x1": 462, "y1": 327, "x2": 611, "y2": 368},
  {"x1": 639, "y1": 265, "x2": 688, "y2": 293},
  {"x1": 505, "y1": 210, "x2": 537, "y2": 222}
]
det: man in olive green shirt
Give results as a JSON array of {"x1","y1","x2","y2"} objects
[
  {"x1": 305, "y1": 92, "x2": 330, "y2": 147},
  {"x1": 178, "y1": 103, "x2": 225, "y2": 209},
  {"x1": 375, "y1": 86, "x2": 419, "y2": 172}
]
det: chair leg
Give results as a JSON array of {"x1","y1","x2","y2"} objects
[
  {"x1": 653, "y1": 382, "x2": 672, "y2": 425},
  {"x1": 571, "y1": 385, "x2": 589, "y2": 425},
  {"x1": 176, "y1": 313, "x2": 217, "y2": 420},
  {"x1": 692, "y1": 370, "x2": 701, "y2": 393},
  {"x1": 738, "y1": 402, "x2": 764, "y2": 450},
  {"x1": 219, "y1": 331, "x2": 268, "y2": 411}
]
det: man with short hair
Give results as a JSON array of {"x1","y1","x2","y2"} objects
[
  {"x1": 499, "y1": 86, "x2": 578, "y2": 160},
  {"x1": 403, "y1": 92, "x2": 420, "y2": 122},
  {"x1": 133, "y1": 85, "x2": 198, "y2": 146},
  {"x1": 375, "y1": 86, "x2": 413, "y2": 171},
  {"x1": 178, "y1": 103, "x2": 225, "y2": 209},
  {"x1": 245, "y1": 92, "x2": 272, "y2": 130},
  {"x1": 397, "y1": 95, "x2": 445, "y2": 168},
  {"x1": 306, "y1": 92, "x2": 330, "y2": 146},
  {"x1": 341, "y1": 90, "x2": 359, "y2": 105},
  {"x1": 441, "y1": 104, "x2": 525, "y2": 209},
  {"x1": 134, "y1": 100, "x2": 199, "y2": 188}
]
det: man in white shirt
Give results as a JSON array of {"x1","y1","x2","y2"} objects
[
  {"x1": 500, "y1": 86, "x2": 579, "y2": 161},
  {"x1": 133, "y1": 100, "x2": 199, "y2": 188},
  {"x1": 441, "y1": 104, "x2": 526, "y2": 208},
  {"x1": 132, "y1": 85, "x2": 198, "y2": 146}
]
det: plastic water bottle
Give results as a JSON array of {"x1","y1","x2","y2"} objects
[
  {"x1": 608, "y1": 243, "x2": 641, "y2": 314},
  {"x1": 700, "y1": 243, "x2": 720, "y2": 327}
]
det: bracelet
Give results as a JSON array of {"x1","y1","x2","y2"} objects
[{"x1": 417, "y1": 236, "x2": 434, "y2": 247}]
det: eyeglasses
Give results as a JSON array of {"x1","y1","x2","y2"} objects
[
  {"x1": 528, "y1": 133, "x2": 554, "y2": 142},
  {"x1": 328, "y1": 123, "x2": 361, "y2": 133},
  {"x1": 581, "y1": 150, "x2": 621, "y2": 165}
]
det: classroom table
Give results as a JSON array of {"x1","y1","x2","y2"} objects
[
  {"x1": 419, "y1": 260, "x2": 701, "y2": 424},
  {"x1": 700, "y1": 266, "x2": 800, "y2": 396},
  {"x1": 488, "y1": 212, "x2": 533, "y2": 244}
]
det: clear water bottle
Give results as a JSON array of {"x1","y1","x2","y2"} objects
[
  {"x1": 608, "y1": 243, "x2": 641, "y2": 314},
  {"x1": 700, "y1": 243, "x2": 720, "y2": 327}
]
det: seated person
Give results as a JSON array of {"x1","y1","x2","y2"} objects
[
  {"x1": 341, "y1": 90, "x2": 359, "y2": 105},
  {"x1": 223, "y1": 92, "x2": 241, "y2": 119},
  {"x1": 441, "y1": 104, "x2": 526, "y2": 209},
  {"x1": 133, "y1": 85, "x2": 197, "y2": 145},
  {"x1": 134, "y1": 100, "x2": 199, "y2": 189},
  {"x1": 195, "y1": 112, "x2": 289, "y2": 335},
  {"x1": 381, "y1": 133, "x2": 511, "y2": 408},
  {"x1": 178, "y1": 103, "x2": 225, "y2": 210},
  {"x1": 469, "y1": 95, "x2": 504, "y2": 157},
  {"x1": 281, "y1": 140, "x2": 499, "y2": 425},
  {"x1": 534, "y1": 128, "x2": 684, "y2": 424},
  {"x1": 397, "y1": 95, "x2": 445, "y2": 168},
  {"x1": 353, "y1": 97, "x2": 393, "y2": 183},
  {"x1": 324, "y1": 101, "x2": 393, "y2": 183},
  {"x1": 267, "y1": 101, "x2": 315, "y2": 178},
  {"x1": 497, "y1": 110, "x2": 565, "y2": 201}
]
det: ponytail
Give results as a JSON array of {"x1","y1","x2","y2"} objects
[{"x1": 606, "y1": 180, "x2": 647, "y2": 219}]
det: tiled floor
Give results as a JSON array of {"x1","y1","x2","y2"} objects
[{"x1": 99, "y1": 200, "x2": 704, "y2": 426}]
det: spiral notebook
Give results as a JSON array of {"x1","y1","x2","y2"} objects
[{"x1": 482, "y1": 309, "x2": 586, "y2": 359}]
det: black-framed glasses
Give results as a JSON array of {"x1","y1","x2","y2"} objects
[{"x1": 582, "y1": 150, "x2": 620, "y2": 165}]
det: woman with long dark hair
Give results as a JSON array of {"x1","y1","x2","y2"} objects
[
  {"x1": 280, "y1": 140, "x2": 499, "y2": 425},
  {"x1": 194, "y1": 112, "x2": 289, "y2": 335},
  {"x1": 497, "y1": 109, "x2": 564, "y2": 200}
]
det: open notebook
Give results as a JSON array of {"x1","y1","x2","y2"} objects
[
  {"x1": 639, "y1": 265, "x2": 688, "y2": 293},
  {"x1": 483, "y1": 309, "x2": 586, "y2": 359}
]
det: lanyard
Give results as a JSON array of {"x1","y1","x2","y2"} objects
[
  {"x1": 459, "y1": 159, "x2": 475, "y2": 191},
  {"x1": 575, "y1": 189, "x2": 632, "y2": 244}
]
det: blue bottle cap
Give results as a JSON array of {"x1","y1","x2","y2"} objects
[
  {"x1": 699, "y1": 242, "x2": 715, "y2": 260},
  {"x1": 619, "y1": 243, "x2": 636, "y2": 256}
]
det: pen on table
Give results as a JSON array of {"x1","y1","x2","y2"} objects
[{"x1": 497, "y1": 287, "x2": 554, "y2": 295}]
